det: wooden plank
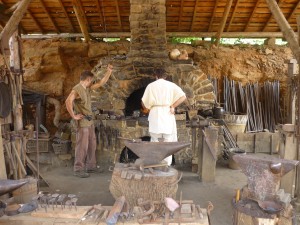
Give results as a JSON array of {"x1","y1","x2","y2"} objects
[
  {"x1": 226, "y1": 0, "x2": 241, "y2": 31},
  {"x1": 190, "y1": 0, "x2": 199, "y2": 31},
  {"x1": 214, "y1": 0, "x2": 234, "y2": 45},
  {"x1": 115, "y1": 0, "x2": 122, "y2": 31},
  {"x1": 95, "y1": 0, "x2": 105, "y2": 32},
  {"x1": 57, "y1": 0, "x2": 75, "y2": 32},
  {"x1": 244, "y1": 0, "x2": 261, "y2": 31},
  {"x1": 38, "y1": 0, "x2": 59, "y2": 32},
  {"x1": 26, "y1": 10, "x2": 43, "y2": 33},
  {"x1": 72, "y1": 0, "x2": 91, "y2": 42},
  {"x1": 178, "y1": 0, "x2": 185, "y2": 29},
  {"x1": 208, "y1": 0, "x2": 219, "y2": 31},
  {"x1": 21, "y1": 31, "x2": 288, "y2": 39},
  {"x1": 263, "y1": 0, "x2": 283, "y2": 31},
  {"x1": 287, "y1": 0, "x2": 300, "y2": 22}
]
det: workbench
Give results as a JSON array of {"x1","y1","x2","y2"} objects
[{"x1": 0, "y1": 205, "x2": 209, "y2": 225}]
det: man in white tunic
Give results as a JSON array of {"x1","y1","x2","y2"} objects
[{"x1": 142, "y1": 68, "x2": 186, "y2": 165}]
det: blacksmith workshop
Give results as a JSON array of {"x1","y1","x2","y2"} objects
[{"x1": 1, "y1": 0, "x2": 300, "y2": 224}]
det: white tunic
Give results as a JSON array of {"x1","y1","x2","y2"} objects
[{"x1": 142, "y1": 79, "x2": 186, "y2": 135}]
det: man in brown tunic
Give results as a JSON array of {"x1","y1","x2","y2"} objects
[{"x1": 65, "y1": 65, "x2": 113, "y2": 178}]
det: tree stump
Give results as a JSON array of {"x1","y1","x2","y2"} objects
[
  {"x1": 232, "y1": 199, "x2": 293, "y2": 225},
  {"x1": 109, "y1": 163, "x2": 179, "y2": 207}
]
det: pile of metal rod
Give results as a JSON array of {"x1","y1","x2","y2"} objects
[{"x1": 223, "y1": 77, "x2": 281, "y2": 132}]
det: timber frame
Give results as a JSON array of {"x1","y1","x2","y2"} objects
[{"x1": 0, "y1": 0, "x2": 300, "y2": 38}]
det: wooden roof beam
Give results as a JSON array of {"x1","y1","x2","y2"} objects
[
  {"x1": 27, "y1": 10, "x2": 43, "y2": 33},
  {"x1": 21, "y1": 32, "x2": 289, "y2": 39},
  {"x1": 177, "y1": 0, "x2": 184, "y2": 29},
  {"x1": 215, "y1": 0, "x2": 234, "y2": 46},
  {"x1": 287, "y1": 1, "x2": 300, "y2": 22},
  {"x1": 72, "y1": 0, "x2": 91, "y2": 42},
  {"x1": 57, "y1": 0, "x2": 75, "y2": 32},
  {"x1": 263, "y1": 0, "x2": 282, "y2": 31},
  {"x1": 38, "y1": 0, "x2": 60, "y2": 33},
  {"x1": 0, "y1": 0, "x2": 31, "y2": 54},
  {"x1": 208, "y1": 0, "x2": 219, "y2": 32},
  {"x1": 4, "y1": 1, "x2": 20, "y2": 14},
  {"x1": 226, "y1": 0, "x2": 240, "y2": 32},
  {"x1": 244, "y1": 0, "x2": 261, "y2": 31},
  {"x1": 95, "y1": 0, "x2": 104, "y2": 32},
  {"x1": 190, "y1": 0, "x2": 199, "y2": 32},
  {"x1": 115, "y1": 0, "x2": 122, "y2": 31}
]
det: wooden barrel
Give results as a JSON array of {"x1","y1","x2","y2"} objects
[
  {"x1": 109, "y1": 163, "x2": 179, "y2": 207},
  {"x1": 12, "y1": 177, "x2": 37, "y2": 204}
]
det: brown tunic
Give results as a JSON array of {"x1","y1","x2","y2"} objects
[{"x1": 72, "y1": 83, "x2": 93, "y2": 127}]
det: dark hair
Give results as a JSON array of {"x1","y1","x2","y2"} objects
[
  {"x1": 80, "y1": 70, "x2": 94, "y2": 81},
  {"x1": 154, "y1": 68, "x2": 167, "y2": 79}
]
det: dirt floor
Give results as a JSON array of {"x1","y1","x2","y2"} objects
[{"x1": 40, "y1": 160, "x2": 247, "y2": 225}]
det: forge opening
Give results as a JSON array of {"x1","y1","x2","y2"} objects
[{"x1": 125, "y1": 87, "x2": 146, "y2": 117}]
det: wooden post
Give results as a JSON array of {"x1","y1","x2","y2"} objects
[
  {"x1": 264, "y1": 0, "x2": 300, "y2": 60},
  {"x1": 0, "y1": 125, "x2": 7, "y2": 179},
  {"x1": 0, "y1": 0, "x2": 31, "y2": 54},
  {"x1": 214, "y1": 0, "x2": 234, "y2": 46},
  {"x1": 72, "y1": 0, "x2": 91, "y2": 42}
]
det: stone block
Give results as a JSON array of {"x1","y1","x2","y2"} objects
[
  {"x1": 58, "y1": 154, "x2": 72, "y2": 161},
  {"x1": 131, "y1": 4, "x2": 142, "y2": 13},
  {"x1": 88, "y1": 44, "x2": 108, "y2": 58}
]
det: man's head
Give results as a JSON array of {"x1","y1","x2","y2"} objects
[
  {"x1": 80, "y1": 70, "x2": 94, "y2": 87},
  {"x1": 154, "y1": 68, "x2": 167, "y2": 79}
]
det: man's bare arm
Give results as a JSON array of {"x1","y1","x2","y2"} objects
[
  {"x1": 90, "y1": 64, "x2": 113, "y2": 90},
  {"x1": 170, "y1": 95, "x2": 187, "y2": 114},
  {"x1": 65, "y1": 90, "x2": 83, "y2": 120}
]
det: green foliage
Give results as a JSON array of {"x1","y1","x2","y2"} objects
[
  {"x1": 103, "y1": 38, "x2": 121, "y2": 42},
  {"x1": 170, "y1": 37, "x2": 202, "y2": 44}
]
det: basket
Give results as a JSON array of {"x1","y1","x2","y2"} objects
[
  {"x1": 52, "y1": 141, "x2": 70, "y2": 155},
  {"x1": 26, "y1": 139, "x2": 51, "y2": 153}
]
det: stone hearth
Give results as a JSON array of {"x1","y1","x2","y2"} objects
[{"x1": 91, "y1": 0, "x2": 216, "y2": 166}]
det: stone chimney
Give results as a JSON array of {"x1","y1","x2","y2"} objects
[{"x1": 128, "y1": 0, "x2": 170, "y2": 75}]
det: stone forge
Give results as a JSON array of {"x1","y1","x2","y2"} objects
[{"x1": 91, "y1": 0, "x2": 216, "y2": 114}]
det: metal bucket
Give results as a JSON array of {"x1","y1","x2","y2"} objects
[{"x1": 228, "y1": 148, "x2": 246, "y2": 170}]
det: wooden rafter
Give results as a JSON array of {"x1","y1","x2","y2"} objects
[
  {"x1": 57, "y1": 0, "x2": 75, "y2": 32},
  {"x1": 115, "y1": 0, "x2": 122, "y2": 31},
  {"x1": 226, "y1": 0, "x2": 240, "y2": 32},
  {"x1": 287, "y1": 1, "x2": 300, "y2": 22},
  {"x1": 190, "y1": 0, "x2": 199, "y2": 32},
  {"x1": 244, "y1": 0, "x2": 261, "y2": 31},
  {"x1": 177, "y1": 0, "x2": 184, "y2": 29},
  {"x1": 38, "y1": 0, "x2": 59, "y2": 33},
  {"x1": 27, "y1": 10, "x2": 43, "y2": 33},
  {"x1": 208, "y1": 0, "x2": 219, "y2": 32},
  {"x1": 95, "y1": 0, "x2": 104, "y2": 32},
  {"x1": 263, "y1": 0, "x2": 282, "y2": 31},
  {"x1": 215, "y1": 0, "x2": 234, "y2": 46},
  {"x1": 72, "y1": 0, "x2": 91, "y2": 42}
]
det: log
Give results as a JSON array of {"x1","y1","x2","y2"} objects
[
  {"x1": 109, "y1": 163, "x2": 179, "y2": 207},
  {"x1": 72, "y1": 0, "x2": 90, "y2": 42},
  {"x1": 0, "y1": 125, "x2": 7, "y2": 179},
  {"x1": 214, "y1": 0, "x2": 234, "y2": 46},
  {"x1": 21, "y1": 32, "x2": 289, "y2": 40},
  {"x1": 0, "y1": 0, "x2": 31, "y2": 55}
]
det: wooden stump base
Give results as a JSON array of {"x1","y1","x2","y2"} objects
[
  {"x1": 232, "y1": 199, "x2": 293, "y2": 225},
  {"x1": 109, "y1": 163, "x2": 179, "y2": 207}
]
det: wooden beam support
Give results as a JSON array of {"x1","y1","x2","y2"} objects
[
  {"x1": 265, "y1": 0, "x2": 300, "y2": 60},
  {"x1": 57, "y1": 0, "x2": 75, "y2": 32},
  {"x1": 244, "y1": 0, "x2": 261, "y2": 31},
  {"x1": 0, "y1": 0, "x2": 31, "y2": 54},
  {"x1": 177, "y1": 0, "x2": 184, "y2": 29},
  {"x1": 190, "y1": 0, "x2": 199, "y2": 32},
  {"x1": 95, "y1": 0, "x2": 105, "y2": 32},
  {"x1": 215, "y1": 0, "x2": 234, "y2": 46},
  {"x1": 21, "y1": 31, "x2": 288, "y2": 39},
  {"x1": 4, "y1": 1, "x2": 20, "y2": 14},
  {"x1": 0, "y1": 125, "x2": 7, "y2": 179},
  {"x1": 263, "y1": 0, "x2": 282, "y2": 31},
  {"x1": 38, "y1": 0, "x2": 59, "y2": 33},
  {"x1": 72, "y1": 0, "x2": 91, "y2": 42},
  {"x1": 208, "y1": 0, "x2": 219, "y2": 32},
  {"x1": 287, "y1": 1, "x2": 300, "y2": 22},
  {"x1": 115, "y1": 0, "x2": 122, "y2": 31},
  {"x1": 27, "y1": 10, "x2": 43, "y2": 33},
  {"x1": 226, "y1": 0, "x2": 240, "y2": 32}
]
